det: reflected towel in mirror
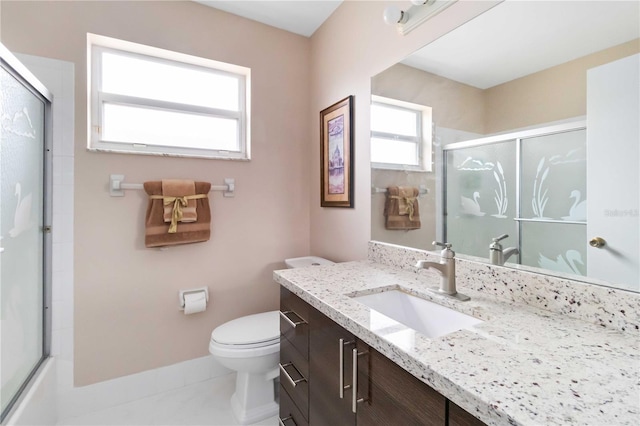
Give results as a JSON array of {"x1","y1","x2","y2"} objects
[{"x1": 385, "y1": 186, "x2": 421, "y2": 230}]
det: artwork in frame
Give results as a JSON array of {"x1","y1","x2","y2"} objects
[{"x1": 320, "y1": 95, "x2": 354, "y2": 208}]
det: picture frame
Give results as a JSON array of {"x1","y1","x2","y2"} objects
[{"x1": 320, "y1": 95, "x2": 354, "y2": 208}]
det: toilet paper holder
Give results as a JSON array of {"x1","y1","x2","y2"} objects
[{"x1": 179, "y1": 287, "x2": 209, "y2": 310}]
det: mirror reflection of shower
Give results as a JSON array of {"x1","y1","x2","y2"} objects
[
  {"x1": 370, "y1": 0, "x2": 639, "y2": 292},
  {"x1": 443, "y1": 124, "x2": 587, "y2": 277}
]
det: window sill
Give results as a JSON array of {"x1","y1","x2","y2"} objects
[
  {"x1": 87, "y1": 147, "x2": 251, "y2": 161},
  {"x1": 371, "y1": 163, "x2": 431, "y2": 173}
]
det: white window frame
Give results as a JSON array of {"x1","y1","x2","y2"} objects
[
  {"x1": 87, "y1": 33, "x2": 251, "y2": 160},
  {"x1": 371, "y1": 95, "x2": 432, "y2": 172}
]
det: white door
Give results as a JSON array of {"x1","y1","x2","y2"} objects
[{"x1": 586, "y1": 54, "x2": 639, "y2": 291}]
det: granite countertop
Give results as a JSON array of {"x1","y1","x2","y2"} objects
[{"x1": 273, "y1": 260, "x2": 639, "y2": 426}]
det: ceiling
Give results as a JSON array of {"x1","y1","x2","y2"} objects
[
  {"x1": 192, "y1": 1, "x2": 639, "y2": 86},
  {"x1": 193, "y1": 0, "x2": 344, "y2": 37},
  {"x1": 401, "y1": 0, "x2": 640, "y2": 89}
]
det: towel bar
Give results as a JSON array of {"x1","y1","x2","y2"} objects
[{"x1": 109, "y1": 174, "x2": 235, "y2": 198}]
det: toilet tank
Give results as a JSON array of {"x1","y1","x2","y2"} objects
[{"x1": 285, "y1": 256, "x2": 334, "y2": 269}]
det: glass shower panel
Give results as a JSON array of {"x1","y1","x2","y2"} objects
[
  {"x1": 520, "y1": 129, "x2": 587, "y2": 274},
  {"x1": 1, "y1": 64, "x2": 46, "y2": 418},
  {"x1": 445, "y1": 140, "x2": 517, "y2": 258},
  {"x1": 521, "y1": 221, "x2": 587, "y2": 276},
  {"x1": 521, "y1": 129, "x2": 587, "y2": 220}
]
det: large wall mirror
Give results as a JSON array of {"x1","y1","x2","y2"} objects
[{"x1": 371, "y1": 0, "x2": 639, "y2": 292}]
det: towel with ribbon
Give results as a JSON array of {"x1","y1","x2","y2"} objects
[
  {"x1": 153, "y1": 179, "x2": 204, "y2": 233},
  {"x1": 162, "y1": 179, "x2": 198, "y2": 227},
  {"x1": 143, "y1": 181, "x2": 211, "y2": 247},
  {"x1": 384, "y1": 186, "x2": 421, "y2": 230}
]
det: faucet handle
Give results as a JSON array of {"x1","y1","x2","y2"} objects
[
  {"x1": 433, "y1": 241, "x2": 455, "y2": 258},
  {"x1": 432, "y1": 241, "x2": 452, "y2": 249},
  {"x1": 492, "y1": 234, "x2": 509, "y2": 242}
]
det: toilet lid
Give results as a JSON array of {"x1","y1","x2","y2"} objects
[{"x1": 211, "y1": 311, "x2": 280, "y2": 346}]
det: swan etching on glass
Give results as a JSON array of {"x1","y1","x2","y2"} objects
[
  {"x1": 562, "y1": 190, "x2": 587, "y2": 221},
  {"x1": 538, "y1": 249, "x2": 584, "y2": 275},
  {"x1": 9, "y1": 182, "x2": 34, "y2": 238},
  {"x1": 460, "y1": 191, "x2": 485, "y2": 216}
]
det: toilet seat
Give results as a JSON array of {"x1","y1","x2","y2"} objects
[{"x1": 209, "y1": 311, "x2": 280, "y2": 358}]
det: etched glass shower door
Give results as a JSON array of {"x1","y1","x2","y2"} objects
[
  {"x1": 444, "y1": 141, "x2": 517, "y2": 259},
  {"x1": 1, "y1": 58, "x2": 48, "y2": 420},
  {"x1": 520, "y1": 129, "x2": 587, "y2": 276}
]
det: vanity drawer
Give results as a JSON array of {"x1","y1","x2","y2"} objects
[
  {"x1": 280, "y1": 287, "x2": 310, "y2": 359},
  {"x1": 279, "y1": 334, "x2": 309, "y2": 420},
  {"x1": 279, "y1": 384, "x2": 309, "y2": 426}
]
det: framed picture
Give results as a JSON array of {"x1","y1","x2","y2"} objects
[{"x1": 320, "y1": 95, "x2": 354, "y2": 207}]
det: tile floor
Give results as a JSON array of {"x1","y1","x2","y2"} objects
[{"x1": 56, "y1": 373, "x2": 278, "y2": 426}]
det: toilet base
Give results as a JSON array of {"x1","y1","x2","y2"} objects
[{"x1": 229, "y1": 371, "x2": 279, "y2": 425}]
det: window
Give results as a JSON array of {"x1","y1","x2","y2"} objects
[
  {"x1": 88, "y1": 34, "x2": 250, "y2": 159},
  {"x1": 370, "y1": 96, "x2": 432, "y2": 171}
]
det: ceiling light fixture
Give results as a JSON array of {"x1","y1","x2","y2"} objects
[{"x1": 383, "y1": 0, "x2": 458, "y2": 35}]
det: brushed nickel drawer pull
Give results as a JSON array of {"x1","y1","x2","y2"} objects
[
  {"x1": 279, "y1": 362, "x2": 307, "y2": 388},
  {"x1": 352, "y1": 348, "x2": 369, "y2": 413},
  {"x1": 278, "y1": 415, "x2": 297, "y2": 426},
  {"x1": 279, "y1": 310, "x2": 307, "y2": 328},
  {"x1": 339, "y1": 338, "x2": 354, "y2": 398}
]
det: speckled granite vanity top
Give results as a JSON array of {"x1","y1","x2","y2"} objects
[{"x1": 274, "y1": 259, "x2": 640, "y2": 426}]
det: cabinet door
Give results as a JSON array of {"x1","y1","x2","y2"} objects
[
  {"x1": 309, "y1": 306, "x2": 356, "y2": 425},
  {"x1": 356, "y1": 342, "x2": 447, "y2": 426},
  {"x1": 448, "y1": 401, "x2": 486, "y2": 426}
]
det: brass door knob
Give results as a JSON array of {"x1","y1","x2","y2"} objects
[{"x1": 589, "y1": 237, "x2": 606, "y2": 248}]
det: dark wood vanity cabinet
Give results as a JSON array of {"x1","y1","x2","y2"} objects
[
  {"x1": 308, "y1": 304, "x2": 356, "y2": 425},
  {"x1": 279, "y1": 287, "x2": 310, "y2": 426},
  {"x1": 356, "y1": 341, "x2": 447, "y2": 425},
  {"x1": 279, "y1": 286, "x2": 485, "y2": 426},
  {"x1": 448, "y1": 402, "x2": 487, "y2": 426}
]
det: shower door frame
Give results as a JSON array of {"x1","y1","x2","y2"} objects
[
  {"x1": 441, "y1": 119, "x2": 587, "y2": 265},
  {"x1": 0, "y1": 43, "x2": 53, "y2": 423}
]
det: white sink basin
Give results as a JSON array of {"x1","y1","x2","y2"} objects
[{"x1": 352, "y1": 290, "x2": 482, "y2": 339}]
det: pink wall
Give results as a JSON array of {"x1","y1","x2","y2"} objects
[
  {"x1": 308, "y1": 0, "x2": 501, "y2": 261},
  {"x1": 1, "y1": 1, "x2": 311, "y2": 385}
]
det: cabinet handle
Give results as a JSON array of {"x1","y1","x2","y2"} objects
[
  {"x1": 278, "y1": 415, "x2": 297, "y2": 426},
  {"x1": 279, "y1": 310, "x2": 307, "y2": 328},
  {"x1": 352, "y1": 347, "x2": 369, "y2": 413},
  {"x1": 279, "y1": 362, "x2": 307, "y2": 388},
  {"x1": 339, "y1": 338, "x2": 354, "y2": 398}
]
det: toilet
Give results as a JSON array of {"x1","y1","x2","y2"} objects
[{"x1": 209, "y1": 256, "x2": 334, "y2": 425}]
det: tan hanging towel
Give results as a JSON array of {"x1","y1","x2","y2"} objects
[
  {"x1": 385, "y1": 186, "x2": 421, "y2": 230},
  {"x1": 143, "y1": 181, "x2": 211, "y2": 248},
  {"x1": 162, "y1": 179, "x2": 198, "y2": 224}
]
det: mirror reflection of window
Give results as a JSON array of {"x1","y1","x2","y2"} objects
[{"x1": 370, "y1": 96, "x2": 432, "y2": 172}]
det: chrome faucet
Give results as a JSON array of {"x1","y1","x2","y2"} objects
[
  {"x1": 489, "y1": 234, "x2": 519, "y2": 266},
  {"x1": 415, "y1": 241, "x2": 470, "y2": 301}
]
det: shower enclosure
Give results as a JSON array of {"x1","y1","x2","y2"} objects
[
  {"x1": 443, "y1": 121, "x2": 587, "y2": 276},
  {"x1": 0, "y1": 45, "x2": 52, "y2": 422}
]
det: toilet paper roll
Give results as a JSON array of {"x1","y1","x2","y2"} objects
[{"x1": 183, "y1": 291, "x2": 207, "y2": 315}]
